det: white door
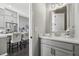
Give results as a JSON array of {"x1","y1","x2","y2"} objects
[
  {"x1": 29, "y1": 3, "x2": 33, "y2": 56},
  {"x1": 30, "y1": 4, "x2": 46, "y2": 56},
  {"x1": 52, "y1": 13, "x2": 65, "y2": 32},
  {"x1": 29, "y1": 4, "x2": 40, "y2": 56}
]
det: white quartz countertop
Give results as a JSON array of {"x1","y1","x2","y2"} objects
[{"x1": 40, "y1": 35, "x2": 79, "y2": 44}]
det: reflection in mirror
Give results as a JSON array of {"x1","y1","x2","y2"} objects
[{"x1": 51, "y1": 6, "x2": 67, "y2": 35}]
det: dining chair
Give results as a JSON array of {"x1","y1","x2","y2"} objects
[
  {"x1": 20, "y1": 32, "x2": 29, "y2": 49},
  {"x1": 9, "y1": 33, "x2": 21, "y2": 53}
]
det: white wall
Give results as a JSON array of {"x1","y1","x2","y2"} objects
[
  {"x1": 65, "y1": 4, "x2": 79, "y2": 39},
  {"x1": 45, "y1": 4, "x2": 51, "y2": 33},
  {"x1": 74, "y1": 4, "x2": 79, "y2": 39}
]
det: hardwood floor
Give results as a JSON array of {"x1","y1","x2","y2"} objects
[
  {"x1": 16, "y1": 44, "x2": 29, "y2": 56},
  {"x1": 7, "y1": 42, "x2": 29, "y2": 56}
]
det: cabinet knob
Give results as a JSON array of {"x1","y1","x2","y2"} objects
[
  {"x1": 54, "y1": 24, "x2": 56, "y2": 25},
  {"x1": 30, "y1": 36, "x2": 32, "y2": 39},
  {"x1": 51, "y1": 48, "x2": 55, "y2": 56}
]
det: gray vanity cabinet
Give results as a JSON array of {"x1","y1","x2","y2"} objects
[
  {"x1": 41, "y1": 43, "x2": 73, "y2": 56},
  {"x1": 40, "y1": 43, "x2": 73, "y2": 56},
  {"x1": 40, "y1": 39, "x2": 73, "y2": 56}
]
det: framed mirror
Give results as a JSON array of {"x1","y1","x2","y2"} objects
[
  {"x1": 51, "y1": 6, "x2": 67, "y2": 33},
  {"x1": 49, "y1": 3, "x2": 75, "y2": 37}
]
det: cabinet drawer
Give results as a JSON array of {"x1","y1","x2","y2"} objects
[{"x1": 40, "y1": 39, "x2": 73, "y2": 51}]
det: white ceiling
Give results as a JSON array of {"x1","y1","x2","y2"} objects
[{"x1": 6, "y1": 3, "x2": 29, "y2": 17}]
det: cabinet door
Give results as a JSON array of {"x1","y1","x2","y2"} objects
[
  {"x1": 74, "y1": 44, "x2": 79, "y2": 56},
  {"x1": 41, "y1": 44, "x2": 73, "y2": 56},
  {"x1": 55, "y1": 49, "x2": 73, "y2": 56},
  {"x1": 41, "y1": 44, "x2": 55, "y2": 56}
]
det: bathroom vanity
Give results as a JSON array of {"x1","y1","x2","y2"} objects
[
  {"x1": 39, "y1": 35, "x2": 79, "y2": 56},
  {"x1": 39, "y1": 3, "x2": 77, "y2": 56}
]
